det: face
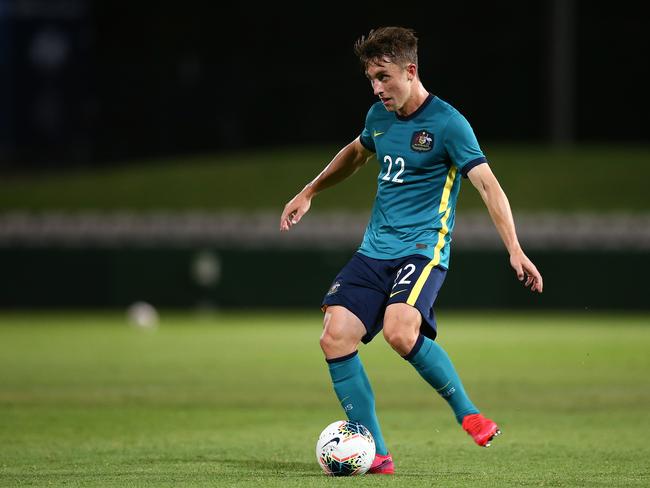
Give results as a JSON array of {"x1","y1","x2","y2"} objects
[{"x1": 366, "y1": 58, "x2": 416, "y2": 114}]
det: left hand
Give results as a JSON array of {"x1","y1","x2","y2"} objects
[{"x1": 510, "y1": 250, "x2": 543, "y2": 293}]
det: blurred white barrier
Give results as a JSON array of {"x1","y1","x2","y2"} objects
[{"x1": 0, "y1": 211, "x2": 649, "y2": 250}]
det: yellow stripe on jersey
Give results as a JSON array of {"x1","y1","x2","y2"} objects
[
  {"x1": 437, "y1": 166, "x2": 456, "y2": 214},
  {"x1": 407, "y1": 166, "x2": 457, "y2": 306}
]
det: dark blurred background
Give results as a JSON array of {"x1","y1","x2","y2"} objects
[
  {"x1": 1, "y1": 0, "x2": 648, "y2": 168},
  {"x1": 0, "y1": 0, "x2": 648, "y2": 311}
]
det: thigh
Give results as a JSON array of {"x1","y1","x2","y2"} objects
[{"x1": 321, "y1": 253, "x2": 389, "y2": 344}]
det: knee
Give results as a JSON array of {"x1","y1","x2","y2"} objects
[
  {"x1": 319, "y1": 320, "x2": 346, "y2": 354},
  {"x1": 383, "y1": 325, "x2": 417, "y2": 355},
  {"x1": 319, "y1": 308, "x2": 361, "y2": 357},
  {"x1": 383, "y1": 306, "x2": 420, "y2": 355}
]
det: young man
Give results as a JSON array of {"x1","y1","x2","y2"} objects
[{"x1": 280, "y1": 27, "x2": 543, "y2": 475}]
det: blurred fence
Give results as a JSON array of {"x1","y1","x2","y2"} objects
[
  {"x1": 1, "y1": 212, "x2": 648, "y2": 310},
  {"x1": 2, "y1": 211, "x2": 650, "y2": 250}
]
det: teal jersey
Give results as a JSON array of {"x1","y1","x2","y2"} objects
[{"x1": 358, "y1": 94, "x2": 487, "y2": 268}]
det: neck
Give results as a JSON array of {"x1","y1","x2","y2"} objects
[{"x1": 397, "y1": 83, "x2": 430, "y2": 117}]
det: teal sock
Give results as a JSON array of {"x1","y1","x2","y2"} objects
[
  {"x1": 404, "y1": 335, "x2": 479, "y2": 423},
  {"x1": 327, "y1": 351, "x2": 388, "y2": 455}
]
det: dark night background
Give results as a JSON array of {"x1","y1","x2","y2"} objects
[{"x1": 1, "y1": 0, "x2": 648, "y2": 169}]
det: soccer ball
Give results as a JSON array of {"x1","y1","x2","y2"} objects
[
  {"x1": 315, "y1": 420, "x2": 375, "y2": 476},
  {"x1": 126, "y1": 301, "x2": 159, "y2": 328}
]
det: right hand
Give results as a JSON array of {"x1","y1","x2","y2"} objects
[{"x1": 280, "y1": 191, "x2": 312, "y2": 231}]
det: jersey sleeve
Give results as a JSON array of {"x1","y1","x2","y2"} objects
[
  {"x1": 358, "y1": 107, "x2": 377, "y2": 153},
  {"x1": 443, "y1": 113, "x2": 487, "y2": 178}
]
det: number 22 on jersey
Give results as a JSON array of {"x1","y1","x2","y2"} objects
[{"x1": 382, "y1": 155, "x2": 405, "y2": 183}]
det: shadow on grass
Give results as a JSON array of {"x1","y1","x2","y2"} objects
[
  {"x1": 123, "y1": 455, "x2": 435, "y2": 479},
  {"x1": 218, "y1": 458, "x2": 436, "y2": 479},
  {"x1": 219, "y1": 458, "x2": 322, "y2": 477}
]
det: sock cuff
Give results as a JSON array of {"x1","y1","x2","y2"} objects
[
  {"x1": 326, "y1": 350, "x2": 359, "y2": 364},
  {"x1": 402, "y1": 334, "x2": 425, "y2": 361}
]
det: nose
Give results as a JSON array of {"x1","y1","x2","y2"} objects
[{"x1": 372, "y1": 80, "x2": 383, "y2": 96}]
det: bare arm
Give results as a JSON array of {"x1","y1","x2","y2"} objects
[
  {"x1": 280, "y1": 137, "x2": 373, "y2": 231},
  {"x1": 468, "y1": 163, "x2": 543, "y2": 293}
]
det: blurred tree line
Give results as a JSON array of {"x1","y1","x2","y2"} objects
[{"x1": 0, "y1": 0, "x2": 647, "y2": 169}]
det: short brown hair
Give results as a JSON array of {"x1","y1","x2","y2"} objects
[{"x1": 354, "y1": 27, "x2": 419, "y2": 70}]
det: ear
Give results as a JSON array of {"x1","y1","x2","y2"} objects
[{"x1": 406, "y1": 63, "x2": 417, "y2": 81}]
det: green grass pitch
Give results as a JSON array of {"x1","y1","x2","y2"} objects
[{"x1": 1, "y1": 311, "x2": 649, "y2": 487}]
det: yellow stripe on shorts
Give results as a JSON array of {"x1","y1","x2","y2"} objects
[{"x1": 406, "y1": 166, "x2": 457, "y2": 306}]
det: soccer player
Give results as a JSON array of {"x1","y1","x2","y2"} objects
[{"x1": 280, "y1": 26, "x2": 543, "y2": 475}]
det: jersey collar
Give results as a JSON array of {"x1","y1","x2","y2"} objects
[{"x1": 396, "y1": 93, "x2": 435, "y2": 121}]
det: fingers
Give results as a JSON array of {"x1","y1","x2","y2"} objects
[
  {"x1": 521, "y1": 272, "x2": 541, "y2": 293},
  {"x1": 280, "y1": 206, "x2": 294, "y2": 231},
  {"x1": 280, "y1": 206, "x2": 301, "y2": 231},
  {"x1": 281, "y1": 194, "x2": 311, "y2": 232},
  {"x1": 524, "y1": 264, "x2": 543, "y2": 294},
  {"x1": 279, "y1": 210, "x2": 290, "y2": 231},
  {"x1": 524, "y1": 274, "x2": 534, "y2": 287},
  {"x1": 533, "y1": 271, "x2": 544, "y2": 293},
  {"x1": 513, "y1": 254, "x2": 544, "y2": 294},
  {"x1": 280, "y1": 211, "x2": 296, "y2": 231}
]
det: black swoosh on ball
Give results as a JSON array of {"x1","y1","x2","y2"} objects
[{"x1": 322, "y1": 437, "x2": 340, "y2": 449}]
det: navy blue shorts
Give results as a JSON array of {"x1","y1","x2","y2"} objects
[{"x1": 321, "y1": 252, "x2": 447, "y2": 344}]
